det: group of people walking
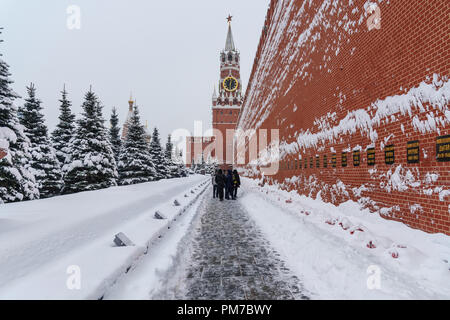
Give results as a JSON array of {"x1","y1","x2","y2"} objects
[{"x1": 212, "y1": 169, "x2": 241, "y2": 201}]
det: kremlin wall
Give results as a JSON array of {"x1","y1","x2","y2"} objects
[{"x1": 235, "y1": 0, "x2": 450, "y2": 234}]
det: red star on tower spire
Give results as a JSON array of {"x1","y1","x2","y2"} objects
[{"x1": 226, "y1": 14, "x2": 233, "y2": 24}]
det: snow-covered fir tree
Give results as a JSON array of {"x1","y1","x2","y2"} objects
[
  {"x1": 0, "y1": 30, "x2": 39, "y2": 203},
  {"x1": 173, "y1": 147, "x2": 188, "y2": 177},
  {"x1": 109, "y1": 107, "x2": 121, "y2": 164},
  {"x1": 63, "y1": 89, "x2": 118, "y2": 194},
  {"x1": 164, "y1": 134, "x2": 179, "y2": 178},
  {"x1": 19, "y1": 83, "x2": 63, "y2": 198},
  {"x1": 205, "y1": 155, "x2": 219, "y2": 174},
  {"x1": 149, "y1": 127, "x2": 167, "y2": 180},
  {"x1": 118, "y1": 106, "x2": 155, "y2": 185},
  {"x1": 51, "y1": 85, "x2": 75, "y2": 165},
  {"x1": 194, "y1": 153, "x2": 206, "y2": 173}
]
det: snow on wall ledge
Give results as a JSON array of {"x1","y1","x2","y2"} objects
[{"x1": 236, "y1": 0, "x2": 450, "y2": 235}]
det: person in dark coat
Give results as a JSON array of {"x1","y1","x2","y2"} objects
[
  {"x1": 212, "y1": 170, "x2": 218, "y2": 198},
  {"x1": 225, "y1": 169, "x2": 233, "y2": 200},
  {"x1": 232, "y1": 169, "x2": 241, "y2": 199},
  {"x1": 215, "y1": 169, "x2": 225, "y2": 201}
]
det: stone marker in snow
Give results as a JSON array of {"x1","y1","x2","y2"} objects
[
  {"x1": 154, "y1": 211, "x2": 166, "y2": 220},
  {"x1": 114, "y1": 232, "x2": 134, "y2": 247},
  {"x1": 173, "y1": 199, "x2": 181, "y2": 206}
]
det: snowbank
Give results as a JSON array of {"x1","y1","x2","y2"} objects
[
  {"x1": 240, "y1": 178, "x2": 450, "y2": 299},
  {"x1": 0, "y1": 175, "x2": 209, "y2": 299}
]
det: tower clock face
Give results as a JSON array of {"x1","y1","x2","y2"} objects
[{"x1": 223, "y1": 76, "x2": 238, "y2": 92}]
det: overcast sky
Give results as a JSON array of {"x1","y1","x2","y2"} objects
[{"x1": 0, "y1": 0, "x2": 269, "y2": 154}]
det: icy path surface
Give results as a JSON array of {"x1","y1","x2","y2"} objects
[{"x1": 153, "y1": 190, "x2": 309, "y2": 300}]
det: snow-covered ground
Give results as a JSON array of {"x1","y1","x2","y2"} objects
[
  {"x1": 239, "y1": 178, "x2": 450, "y2": 299},
  {"x1": 0, "y1": 174, "x2": 448, "y2": 300},
  {"x1": 0, "y1": 175, "x2": 209, "y2": 299}
]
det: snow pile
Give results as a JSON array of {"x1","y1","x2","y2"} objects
[
  {"x1": 0, "y1": 175, "x2": 208, "y2": 299},
  {"x1": 241, "y1": 177, "x2": 450, "y2": 299}
]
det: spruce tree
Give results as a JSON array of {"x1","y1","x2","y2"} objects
[
  {"x1": 164, "y1": 134, "x2": 179, "y2": 178},
  {"x1": 118, "y1": 106, "x2": 155, "y2": 185},
  {"x1": 19, "y1": 83, "x2": 63, "y2": 198},
  {"x1": 51, "y1": 86, "x2": 75, "y2": 165},
  {"x1": 174, "y1": 147, "x2": 188, "y2": 177},
  {"x1": 109, "y1": 107, "x2": 121, "y2": 164},
  {"x1": 0, "y1": 29, "x2": 39, "y2": 202},
  {"x1": 63, "y1": 89, "x2": 118, "y2": 194},
  {"x1": 149, "y1": 127, "x2": 167, "y2": 180}
]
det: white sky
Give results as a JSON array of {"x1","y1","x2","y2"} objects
[{"x1": 0, "y1": 0, "x2": 269, "y2": 153}]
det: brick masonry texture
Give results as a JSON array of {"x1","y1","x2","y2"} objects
[{"x1": 236, "y1": 0, "x2": 450, "y2": 234}]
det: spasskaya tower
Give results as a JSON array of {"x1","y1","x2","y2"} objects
[{"x1": 212, "y1": 15, "x2": 243, "y2": 167}]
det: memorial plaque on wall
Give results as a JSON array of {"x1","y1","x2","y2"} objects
[
  {"x1": 385, "y1": 145, "x2": 395, "y2": 165},
  {"x1": 342, "y1": 152, "x2": 347, "y2": 167},
  {"x1": 323, "y1": 155, "x2": 328, "y2": 168},
  {"x1": 436, "y1": 135, "x2": 450, "y2": 162},
  {"x1": 304, "y1": 158, "x2": 307, "y2": 169},
  {"x1": 407, "y1": 140, "x2": 420, "y2": 164},
  {"x1": 332, "y1": 153, "x2": 337, "y2": 167},
  {"x1": 310, "y1": 157, "x2": 313, "y2": 168},
  {"x1": 316, "y1": 155, "x2": 320, "y2": 168},
  {"x1": 353, "y1": 150, "x2": 360, "y2": 166},
  {"x1": 367, "y1": 148, "x2": 375, "y2": 166},
  {"x1": 295, "y1": 160, "x2": 298, "y2": 170}
]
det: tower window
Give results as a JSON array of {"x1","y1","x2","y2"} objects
[{"x1": 228, "y1": 54, "x2": 233, "y2": 61}]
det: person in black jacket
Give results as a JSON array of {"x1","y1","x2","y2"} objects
[
  {"x1": 225, "y1": 169, "x2": 233, "y2": 200},
  {"x1": 232, "y1": 169, "x2": 241, "y2": 199},
  {"x1": 215, "y1": 169, "x2": 225, "y2": 201}
]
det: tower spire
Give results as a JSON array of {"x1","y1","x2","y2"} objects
[
  {"x1": 225, "y1": 15, "x2": 235, "y2": 52},
  {"x1": 212, "y1": 85, "x2": 217, "y2": 100},
  {"x1": 128, "y1": 92, "x2": 134, "y2": 111}
]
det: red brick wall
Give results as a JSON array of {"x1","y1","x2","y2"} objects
[{"x1": 236, "y1": 0, "x2": 450, "y2": 235}]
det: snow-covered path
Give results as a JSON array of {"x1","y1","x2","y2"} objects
[
  {"x1": 106, "y1": 185, "x2": 309, "y2": 300},
  {"x1": 171, "y1": 192, "x2": 308, "y2": 299}
]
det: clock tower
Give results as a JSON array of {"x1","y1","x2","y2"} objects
[{"x1": 212, "y1": 15, "x2": 243, "y2": 167}]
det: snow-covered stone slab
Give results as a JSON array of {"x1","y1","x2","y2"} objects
[
  {"x1": 114, "y1": 232, "x2": 135, "y2": 247},
  {"x1": 154, "y1": 211, "x2": 166, "y2": 220},
  {"x1": 173, "y1": 199, "x2": 181, "y2": 206}
]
